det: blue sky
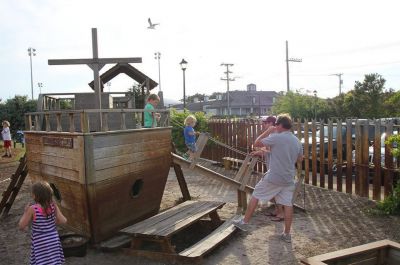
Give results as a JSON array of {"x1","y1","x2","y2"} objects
[{"x1": 1, "y1": 0, "x2": 400, "y2": 102}]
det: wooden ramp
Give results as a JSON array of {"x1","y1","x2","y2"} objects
[
  {"x1": 0, "y1": 154, "x2": 28, "y2": 217},
  {"x1": 118, "y1": 200, "x2": 238, "y2": 263}
]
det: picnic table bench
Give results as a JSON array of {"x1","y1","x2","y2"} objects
[{"x1": 120, "y1": 200, "x2": 238, "y2": 263}]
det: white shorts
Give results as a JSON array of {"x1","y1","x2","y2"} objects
[{"x1": 252, "y1": 176, "x2": 295, "y2": 206}]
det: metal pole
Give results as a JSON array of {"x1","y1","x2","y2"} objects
[
  {"x1": 286, "y1": 40, "x2": 289, "y2": 92},
  {"x1": 183, "y1": 69, "x2": 186, "y2": 110},
  {"x1": 29, "y1": 54, "x2": 34, "y2": 100},
  {"x1": 157, "y1": 53, "x2": 161, "y2": 91}
]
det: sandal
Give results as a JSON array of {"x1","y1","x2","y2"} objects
[
  {"x1": 265, "y1": 212, "x2": 277, "y2": 217},
  {"x1": 270, "y1": 216, "x2": 284, "y2": 222}
]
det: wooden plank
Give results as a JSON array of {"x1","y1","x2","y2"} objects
[
  {"x1": 302, "y1": 240, "x2": 400, "y2": 264},
  {"x1": 327, "y1": 119, "x2": 333, "y2": 189},
  {"x1": 311, "y1": 120, "x2": 317, "y2": 186},
  {"x1": 92, "y1": 128, "x2": 171, "y2": 149},
  {"x1": 93, "y1": 141, "x2": 170, "y2": 160},
  {"x1": 144, "y1": 202, "x2": 224, "y2": 237},
  {"x1": 319, "y1": 122, "x2": 325, "y2": 187},
  {"x1": 373, "y1": 121, "x2": 382, "y2": 200},
  {"x1": 93, "y1": 147, "x2": 171, "y2": 171},
  {"x1": 190, "y1": 133, "x2": 209, "y2": 169},
  {"x1": 384, "y1": 122, "x2": 394, "y2": 197},
  {"x1": 361, "y1": 121, "x2": 370, "y2": 198},
  {"x1": 120, "y1": 201, "x2": 204, "y2": 234},
  {"x1": 179, "y1": 216, "x2": 238, "y2": 258},
  {"x1": 355, "y1": 120, "x2": 362, "y2": 195},
  {"x1": 239, "y1": 158, "x2": 258, "y2": 191},
  {"x1": 336, "y1": 120, "x2": 343, "y2": 192},
  {"x1": 121, "y1": 201, "x2": 225, "y2": 238},
  {"x1": 28, "y1": 161, "x2": 81, "y2": 182},
  {"x1": 234, "y1": 155, "x2": 252, "y2": 182},
  {"x1": 304, "y1": 120, "x2": 310, "y2": 184},
  {"x1": 346, "y1": 119, "x2": 353, "y2": 194}
]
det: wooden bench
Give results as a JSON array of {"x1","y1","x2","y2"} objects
[{"x1": 120, "y1": 200, "x2": 237, "y2": 263}]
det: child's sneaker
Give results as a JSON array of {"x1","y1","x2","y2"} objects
[
  {"x1": 233, "y1": 218, "x2": 248, "y2": 231},
  {"x1": 280, "y1": 232, "x2": 291, "y2": 243}
]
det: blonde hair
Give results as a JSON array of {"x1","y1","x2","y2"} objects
[
  {"x1": 184, "y1": 115, "x2": 197, "y2": 126},
  {"x1": 2, "y1": 120, "x2": 10, "y2": 127}
]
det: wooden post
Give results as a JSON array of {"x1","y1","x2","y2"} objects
[
  {"x1": 56, "y1": 113, "x2": 62, "y2": 132},
  {"x1": 35, "y1": 115, "x2": 40, "y2": 131},
  {"x1": 336, "y1": 120, "x2": 343, "y2": 192},
  {"x1": 327, "y1": 119, "x2": 333, "y2": 189},
  {"x1": 319, "y1": 121, "x2": 325, "y2": 187},
  {"x1": 102, "y1": 112, "x2": 109, "y2": 132},
  {"x1": 304, "y1": 119, "x2": 310, "y2": 184},
  {"x1": 384, "y1": 122, "x2": 394, "y2": 197},
  {"x1": 80, "y1": 112, "x2": 90, "y2": 133},
  {"x1": 346, "y1": 119, "x2": 353, "y2": 194},
  {"x1": 373, "y1": 120, "x2": 382, "y2": 200},
  {"x1": 361, "y1": 120, "x2": 370, "y2": 198},
  {"x1": 312, "y1": 119, "x2": 317, "y2": 186},
  {"x1": 69, "y1": 113, "x2": 75, "y2": 133},
  {"x1": 120, "y1": 112, "x2": 127, "y2": 130}
]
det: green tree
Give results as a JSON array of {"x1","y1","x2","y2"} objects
[
  {"x1": 170, "y1": 109, "x2": 209, "y2": 154},
  {"x1": 0, "y1": 95, "x2": 37, "y2": 137},
  {"x1": 351, "y1": 73, "x2": 386, "y2": 118},
  {"x1": 272, "y1": 91, "x2": 329, "y2": 120},
  {"x1": 187, "y1": 93, "x2": 205, "y2": 103}
]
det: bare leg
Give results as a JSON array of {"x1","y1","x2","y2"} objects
[
  {"x1": 276, "y1": 204, "x2": 284, "y2": 218},
  {"x1": 283, "y1": 205, "x2": 293, "y2": 234},
  {"x1": 243, "y1": 196, "x2": 259, "y2": 223}
]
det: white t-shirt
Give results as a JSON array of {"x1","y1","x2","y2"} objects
[{"x1": 1, "y1": 127, "x2": 11, "y2": 141}]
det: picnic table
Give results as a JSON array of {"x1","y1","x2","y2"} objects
[{"x1": 120, "y1": 200, "x2": 237, "y2": 263}]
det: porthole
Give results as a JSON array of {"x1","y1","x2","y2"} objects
[{"x1": 130, "y1": 179, "x2": 143, "y2": 198}]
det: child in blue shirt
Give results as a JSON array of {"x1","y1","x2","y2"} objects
[{"x1": 184, "y1": 115, "x2": 197, "y2": 160}]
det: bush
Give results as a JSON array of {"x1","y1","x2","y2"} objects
[
  {"x1": 170, "y1": 110, "x2": 210, "y2": 154},
  {"x1": 376, "y1": 181, "x2": 400, "y2": 215},
  {"x1": 375, "y1": 134, "x2": 400, "y2": 215}
]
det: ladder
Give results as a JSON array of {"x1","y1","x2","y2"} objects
[{"x1": 0, "y1": 154, "x2": 28, "y2": 217}]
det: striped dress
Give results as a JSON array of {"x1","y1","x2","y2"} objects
[{"x1": 30, "y1": 203, "x2": 65, "y2": 265}]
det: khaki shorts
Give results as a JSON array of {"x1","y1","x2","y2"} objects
[{"x1": 252, "y1": 176, "x2": 295, "y2": 206}]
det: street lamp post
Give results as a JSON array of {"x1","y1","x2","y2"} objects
[
  {"x1": 154, "y1": 52, "x2": 161, "y2": 91},
  {"x1": 179, "y1": 59, "x2": 188, "y2": 111},
  {"x1": 28, "y1": 47, "x2": 36, "y2": 100}
]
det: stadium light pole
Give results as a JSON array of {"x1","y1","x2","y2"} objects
[{"x1": 28, "y1": 47, "x2": 36, "y2": 100}]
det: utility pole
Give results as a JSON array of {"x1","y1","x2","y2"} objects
[
  {"x1": 220, "y1": 63, "x2": 235, "y2": 116},
  {"x1": 285, "y1": 40, "x2": 302, "y2": 92},
  {"x1": 330, "y1": 73, "x2": 343, "y2": 95}
]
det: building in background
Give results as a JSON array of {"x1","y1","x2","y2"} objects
[{"x1": 171, "y1": 84, "x2": 279, "y2": 117}]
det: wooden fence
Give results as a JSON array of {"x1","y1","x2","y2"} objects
[{"x1": 202, "y1": 118, "x2": 400, "y2": 201}]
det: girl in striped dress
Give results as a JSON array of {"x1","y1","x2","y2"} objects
[{"x1": 19, "y1": 181, "x2": 67, "y2": 264}]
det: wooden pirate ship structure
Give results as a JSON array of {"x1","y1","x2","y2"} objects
[{"x1": 24, "y1": 28, "x2": 171, "y2": 243}]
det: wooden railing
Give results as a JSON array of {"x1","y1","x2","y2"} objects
[
  {"x1": 25, "y1": 109, "x2": 170, "y2": 133},
  {"x1": 203, "y1": 118, "x2": 400, "y2": 201}
]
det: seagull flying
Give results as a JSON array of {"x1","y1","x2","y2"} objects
[{"x1": 147, "y1": 18, "x2": 159, "y2": 29}]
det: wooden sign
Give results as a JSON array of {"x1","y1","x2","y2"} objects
[{"x1": 43, "y1": 136, "x2": 73, "y2": 149}]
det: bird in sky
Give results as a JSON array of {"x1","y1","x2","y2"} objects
[{"x1": 147, "y1": 18, "x2": 159, "y2": 29}]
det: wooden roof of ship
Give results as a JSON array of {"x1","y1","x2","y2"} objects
[{"x1": 88, "y1": 63, "x2": 158, "y2": 92}]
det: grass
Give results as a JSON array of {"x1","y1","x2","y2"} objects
[{"x1": 0, "y1": 142, "x2": 26, "y2": 164}]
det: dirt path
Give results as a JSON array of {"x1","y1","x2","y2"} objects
[{"x1": 1, "y1": 162, "x2": 399, "y2": 265}]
